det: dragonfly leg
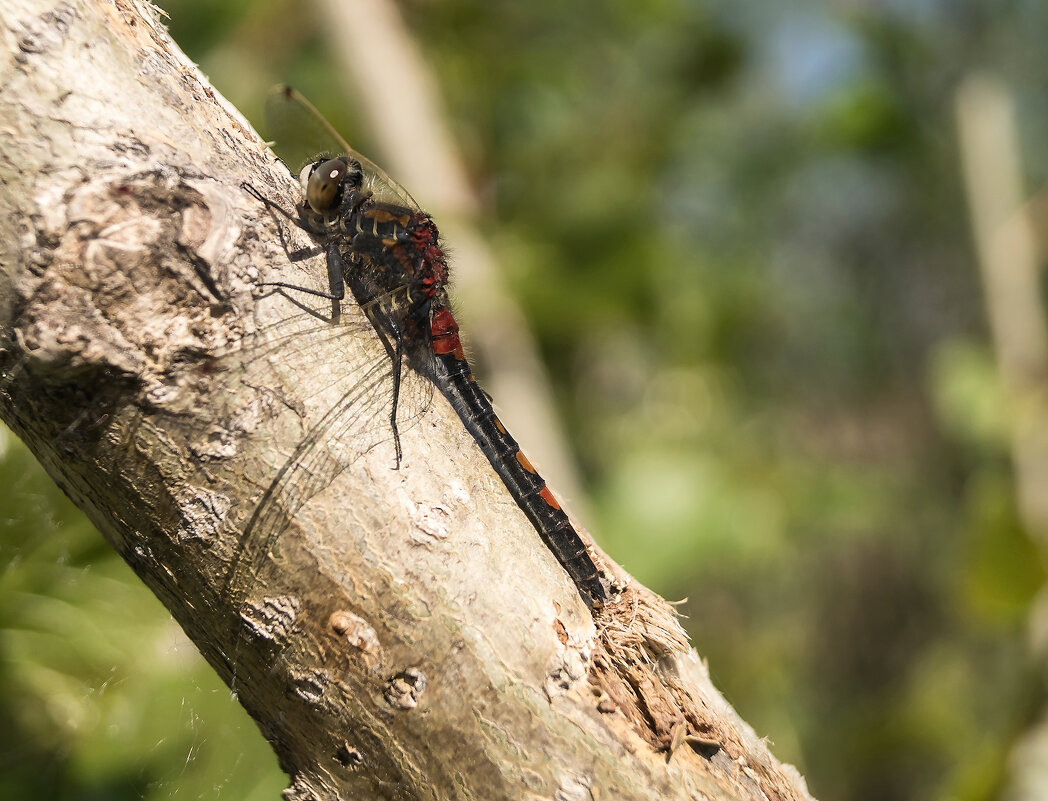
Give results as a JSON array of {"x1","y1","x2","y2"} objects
[
  {"x1": 287, "y1": 245, "x2": 325, "y2": 262},
  {"x1": 241, "y1": 181, "x2": 296, "y2": 222},
  {"x1": 243, "y1": 181, "x2": 329, "y2": 276},
  {"x1": 387, "y1": 335, "x2": 405, "y2": 467},
  {"x1": 361, "y1": 306, "x2": 406, "y2": 468},
  {"x1": 259, "y1": 241, "x2": 347, "y2": 301}
]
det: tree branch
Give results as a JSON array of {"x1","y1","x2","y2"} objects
[{"x1": 0, "y1": 1, "x2": 814, "y2": 799}]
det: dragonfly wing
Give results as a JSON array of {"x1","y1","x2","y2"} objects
[
  {"x1": 226, "y1": 356, "x2": 388, "y2": 600},
  {"x1": 264, "y1": 85, "x2": 421, "y2": 211},
  {"x1": 153, "y1": 297, "x2": 432, "y2": 604},
  {"x1": 226, "y1": 355, "x2": 434, "y2": 604}
]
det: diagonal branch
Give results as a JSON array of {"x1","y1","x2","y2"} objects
[{"x1": 0, "y1": 1, "x2": 814, "y2": 799}]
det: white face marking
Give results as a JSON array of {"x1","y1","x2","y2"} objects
[{"x1": 328, "y1": 168, "x2": 340, "y2": 180}]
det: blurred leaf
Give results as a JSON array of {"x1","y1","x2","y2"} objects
[
  {"x1": 929, "y1": 340, "x2": 1009, "y2": 452},
  {"x1": 0, "y1": 426, "x2": 284, "y2": 800}
]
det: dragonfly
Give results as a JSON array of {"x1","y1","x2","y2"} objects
[{"x1": 241, "y1": 86, "x2": 609, "y2": 607}]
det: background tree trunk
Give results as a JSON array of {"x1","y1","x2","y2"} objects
[{"x1": 0, "y1": 1, "x2": 813, "y2": 799}]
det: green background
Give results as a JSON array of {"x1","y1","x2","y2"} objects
[{"x1": 3, "y1": 1, "x2": 1047, "y2": 799}]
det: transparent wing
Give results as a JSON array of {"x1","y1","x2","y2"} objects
[
  {"x1": 157, "y1": 296, "x2": 433, "y2": 605},
  {"x1": 264, "y1": 84, "x2": 421, "y2": 211}
]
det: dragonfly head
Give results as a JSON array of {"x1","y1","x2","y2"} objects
[{"x1": 301, "y1": 157, "x2": 361, "y2": 214}]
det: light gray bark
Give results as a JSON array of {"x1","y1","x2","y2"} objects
[{"x1": 0, "y1": 1, "x2": 815, "y2": 799}]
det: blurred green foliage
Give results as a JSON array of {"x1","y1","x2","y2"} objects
[
  {"x1": 4, "y1": 1, "x2": 1048, "y2": 799},
  {"x1": 0, "y1": 428, "x2": 285, "y2": 800}
]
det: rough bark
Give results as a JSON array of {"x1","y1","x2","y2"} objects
[{"x1": 0, "y1": 1, "x2": 815, "y2": 800}]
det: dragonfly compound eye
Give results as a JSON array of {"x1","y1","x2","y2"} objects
[{"x1": 305, "y1": 158, "x2": 348, "y2": 212}]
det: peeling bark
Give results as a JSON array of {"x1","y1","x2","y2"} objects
[{"x1": 0, "y1": 1, "x2": 815, "y2": 799}]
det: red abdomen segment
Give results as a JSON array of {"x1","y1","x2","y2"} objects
[{"x1": 428, "y1": 306, "x2": 608, "y2": 606}]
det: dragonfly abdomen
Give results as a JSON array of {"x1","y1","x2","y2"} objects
[{"x1": 427, "y1": 306, "x2": 608, "y2": 606}]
